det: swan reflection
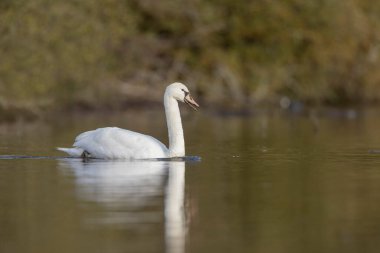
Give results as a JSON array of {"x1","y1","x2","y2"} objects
[
  {"x1": 59, "y1": 159, "x2": 186, "y2": 253},
  {"x1": 165, "y1": 161, "x2": 185, "y2": 253}
]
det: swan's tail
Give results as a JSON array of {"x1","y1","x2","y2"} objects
[{"x1": 57, "y1": 147, "x2": 84, "y2": 157}]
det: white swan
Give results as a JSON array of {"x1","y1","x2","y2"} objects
[{"x1": 57, "y1": 82, "x2": 199, "y2": 159}]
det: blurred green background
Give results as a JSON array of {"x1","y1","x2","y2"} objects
[{"x1": 1, "y1": 0, "x2": 380, "y2": 120}]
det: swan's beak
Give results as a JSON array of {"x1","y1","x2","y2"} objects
[{"x1": 184, "y1": 94, "x2": 200, "y2": 111}]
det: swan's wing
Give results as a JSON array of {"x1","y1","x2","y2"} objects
[{"x1": 73, "y1": 127, "x2": 168, "y2": 159}]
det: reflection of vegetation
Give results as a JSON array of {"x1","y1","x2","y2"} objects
[
  {"x1": 1, "y1": 0, "x2": 380, "y2": 119},
  {"x1": 188, "y1": 113, "x2": 380, "y2": 253}
]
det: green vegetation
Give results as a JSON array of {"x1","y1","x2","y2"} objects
[{"x1": 1, "y1": 0, "x2": 380, "y2": 119}]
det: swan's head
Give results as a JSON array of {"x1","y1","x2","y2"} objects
[{"x1": 166, "y1": 82, "x2": 200, "y2": 111}]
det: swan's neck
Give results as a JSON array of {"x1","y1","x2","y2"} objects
[{"x1": 164, "y1": 95, "x2": 185, "y2": 157}]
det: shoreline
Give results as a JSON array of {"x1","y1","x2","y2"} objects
[{"x1": 0, "y1": 100, "x2": 376, "y2": 124}]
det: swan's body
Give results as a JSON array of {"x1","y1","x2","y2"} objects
[
  {"x1": 58, "y1": 82, "x2": 199, "y2": 159},
  {"x1": 58, "y1": 127, "x2": 168, "y2": 159}
]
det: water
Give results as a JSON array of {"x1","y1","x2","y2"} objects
[{"x1": 1, "y1": 109, "x2": 380, "y2": 253}]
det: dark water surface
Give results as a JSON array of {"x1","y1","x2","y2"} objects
[{"x1": 1, "y1": 109, "x2": 380, "y2": 253}]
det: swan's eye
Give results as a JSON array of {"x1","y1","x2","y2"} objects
[{"x1": 181, "y1": 89, "x2": 189, "y2": 96}]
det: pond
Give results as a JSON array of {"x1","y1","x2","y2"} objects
[{"x1": 1, "y1": 108, "x2": 380, "y2": 253}]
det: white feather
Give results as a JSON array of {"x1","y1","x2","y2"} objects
[{"x1": 56, "y1": 147, "x2": 84, "y2": 157}]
